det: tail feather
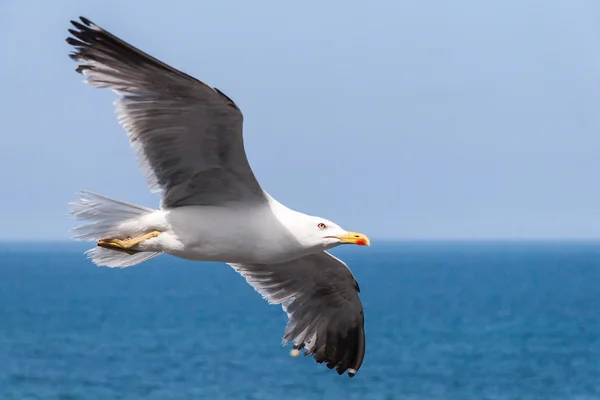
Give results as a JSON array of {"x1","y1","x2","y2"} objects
[
  {"x1": 69, "y1": 190, "x2": 154, "y2": 241},
  {"x1": 84, "y1": 247, "x2": 160, "y2": 268},
  {"x1": 69, "y1": 190, "x2": 160, "y2": 267}
]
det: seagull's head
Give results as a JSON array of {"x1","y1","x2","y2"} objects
[{"x1": 294, "y1": 215, "x2": 371, "y2": 250}]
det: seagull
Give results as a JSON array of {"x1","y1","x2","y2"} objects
[{"x1": 66, "y1": 17, "x2": 370, "y2": 377}]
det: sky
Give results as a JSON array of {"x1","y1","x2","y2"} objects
[{"x1": 2, "y1": 0, "x2": 600, "y2": 240}]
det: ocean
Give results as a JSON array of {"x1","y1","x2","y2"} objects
[{"x1": 0, "y1": 241, "x2": 598, "y2": 399}]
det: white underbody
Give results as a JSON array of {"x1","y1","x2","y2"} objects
[{"x1": 115, "y1": 200, "x2": 336, "y2": 265}]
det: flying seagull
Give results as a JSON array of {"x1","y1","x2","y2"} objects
[{"x1": 66, "y1": 16, "x2": 370, "y2": 377}]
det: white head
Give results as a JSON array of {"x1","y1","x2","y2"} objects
[
  {"x1": 288, "y1": 214, "x2": 371, "y2": 251},
  {"x1": 265, "y1": 193, "x2": 370, "y2": 253}
]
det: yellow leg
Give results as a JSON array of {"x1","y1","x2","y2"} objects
[{"x1": 97, "y1": 231, "x2": 161, "y2": 255}]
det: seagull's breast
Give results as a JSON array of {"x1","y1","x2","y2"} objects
[{"x1": 160, "y1": 204, "x2": 304, "y2": 264}]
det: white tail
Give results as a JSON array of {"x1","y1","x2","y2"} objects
[{"x1": 68, "y1": 190, "x2": 161, "y2": 268}]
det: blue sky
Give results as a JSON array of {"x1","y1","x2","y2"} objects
[{"x1": 2, "y1": 0, "x2": 600, "y2": 240}]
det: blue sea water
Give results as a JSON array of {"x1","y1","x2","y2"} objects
[{"x1": 0, "y1": 241, "x2": 599, "y2": 399}]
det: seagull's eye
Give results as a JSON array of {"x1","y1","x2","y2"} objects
[{"x1": 317, "y1": 223, "x2": 327, "y2": 229}]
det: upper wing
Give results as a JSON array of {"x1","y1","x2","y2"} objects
[
  {"x1": 229, "y1": 251, "x2": 365, "y2": 377},
  {"x1": 66, "y1": 17, "x2": 265, "y2": 208}
]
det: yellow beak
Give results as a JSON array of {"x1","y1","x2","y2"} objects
[{"x1": 327, "y1": 231, "x2": 371, "y2": 246}]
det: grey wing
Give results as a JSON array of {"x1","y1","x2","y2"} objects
[
  {"x1": 66, "y1": 17, "x2": 265, "y2": 208},
  {"x1": 229, "y1": 251, "x2": 365, "y2": 377}
]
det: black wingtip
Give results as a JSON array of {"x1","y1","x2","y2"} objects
[
  {"x1": 68, "y1": 17, "x2": 96, "y2": 38},
  {"x1": 70, "y1": 20, "x2": 82, "y2": 30},
  {"x1": 65, "y1": 37, "x2": 81, "y2": 47},
  {"x1": 75, "y1": 65, "x2": 91, "y2": 74},
  {"x1": 79, "y1": 16, "x2": 93, "y2": 26}
]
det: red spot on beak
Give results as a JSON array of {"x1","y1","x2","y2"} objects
[{"x1": 356, "y1": 238, "x2": 368, "y2": 246}]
